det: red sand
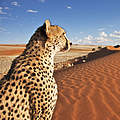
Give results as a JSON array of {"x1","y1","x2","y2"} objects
[
  {"x1": 0, "y1": 44, "x2": 26, "y2": 47},
  {"x1": 0, "y1": 44, "x2": 25, "y2": 56},
  {"x1": 53, "y1": 51, "x2": 120, "y2": 120},
  {"x1": 107, "y1": 46, "x2": 120, "y2": 50},
  {"x1": 0, "y1": 49, "x2": 25, "y2": 56}
]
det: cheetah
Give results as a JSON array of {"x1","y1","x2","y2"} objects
[{"x1": 0, "y1": 20, "x2": 70, "y2": 120}]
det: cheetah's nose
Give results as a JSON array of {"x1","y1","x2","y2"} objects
[{"x1": 70, "y1": 42, "x2": 72, "y2": 46}]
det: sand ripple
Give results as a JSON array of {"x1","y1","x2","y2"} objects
[{"x1": 53, "y1": 52, "x2": 120, "y2": 120}]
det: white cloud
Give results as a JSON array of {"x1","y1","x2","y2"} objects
[
  {"x1": 95, "y1": 33, "x2": 113, "y2": 44},
  {"x1": 11, "y1": 2, "x2": 20, "y2": 6},
  {"x1": 80, "y1": 32, "x2": 113, "y2": 45},
  {"x1": 67, "y1": 6, "x2": 72, "y2": 9},
  {"x1": 80, "y1": 32, "x2": 84, "y2": 34},
  {"x1": 84, "y1": 35, "x2": 93, "y2": 40},
  {"x1": 109, "y1": 30, "x2": 120, "y2": 38},
  {"x1": 40, "y1": 0, "x2": 46, "y2": 3},
  {"x1": 99, "y1": 31, "x2": 107, "y2": 37},
  {"x1": 79, "y1": 35, "x2": 94, "y2": 44},
  {"x1": 98, "y1": 28, "x2": 105, "y2": 31},
  {"x1": 0, "y1": 7, "x2": 7, "y2": 14},
  {"x1": 75, "y1": 29, "x2": 120, "y2": 45},
  {"x1": 95, "y1": 36, "x2": 111, "y2": 42},
  {"x1": 27, "y1": 9, "x2": 38, "y2": 13},
  {"x1": 109, "y1": 33, "x2": 120, "y2": 38},
  {"x1": 114, "y1": 30, "x2": 120, "y2": 34}
]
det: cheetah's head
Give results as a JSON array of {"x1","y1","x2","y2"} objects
[{"x1": 44, "y1": 20, "x2": 71, "y2": 52}]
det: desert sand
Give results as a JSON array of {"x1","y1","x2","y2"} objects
[
  {"x1": 0, "y1": 44, "x2": 120, "y2": 120},
  {"x1": 52, "y1": 51, "x2": 120, "y2": 120},
  {"x1": 107, "y1": 46, "x2": 120, "y2": 50},
  {"x1": 0, "y1": 44, "x2": 25, "y2": 56}
]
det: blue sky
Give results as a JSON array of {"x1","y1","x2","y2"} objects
[{"x1": 0, "y1": 0, "x2": 120, "y2": 45}]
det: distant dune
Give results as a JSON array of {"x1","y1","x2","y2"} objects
[
  {"x1": 107, "y1": 46, "x2": 120, "y2": 50},
  {"x1": 0, "y1": 49, "x2": 25, "y2": 56},
  {"x1": 0, "y1": 44, "x2": 25, "y2": 56},
  {"x1": 0, "y1": 44, "x2": 26, "y2": 47}
]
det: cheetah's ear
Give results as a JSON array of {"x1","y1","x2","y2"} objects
[{"x1": 45, "y1": 20, "x2": 51, "y2": 35}]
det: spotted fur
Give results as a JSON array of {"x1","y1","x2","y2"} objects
[{"x1": 0, "y1": 20, "x2": 70, "y2": 120}]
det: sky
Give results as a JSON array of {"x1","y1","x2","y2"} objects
[{"x1": 0, "y1": 0, "x2": 120, "y2": 45}]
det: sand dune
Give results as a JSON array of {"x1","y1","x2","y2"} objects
[
  {"x1": 53, "y1": 51, "x2": 120, "y2": 120},
  {"x1": 0, "y1": 49, "x2": 25, "y2": 56},
  {"x1": 0, "y1": 44, "x2": 25, "y2": 56},
  {"x1": 0, "y1": 44, "x2": 26, "y2": 47},
  {"x1": 107, "y1": 46, "x2": 120, "y2": 50}
]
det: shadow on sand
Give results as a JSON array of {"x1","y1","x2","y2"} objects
[{"x1": 70, "y1": 47, "x2": 120, "y2": 65}]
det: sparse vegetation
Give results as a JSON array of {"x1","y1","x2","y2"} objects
[
  {"x1": 114, "y1": 45, "x2": 120, "y2": 48},
  {"x1": 92, "y1": 48, "x2": 95, "y2": 51},
  {"x1": 98, "y1": 46, "x2": 102, "y2": 49},
  {"x1": 70, "y1": 42, "x2": 72, "y2": 46}
]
